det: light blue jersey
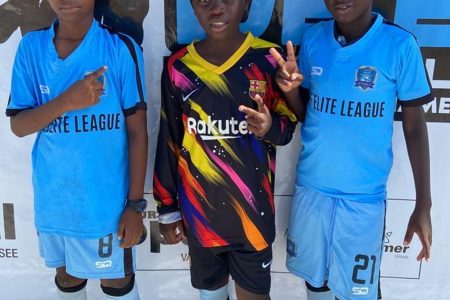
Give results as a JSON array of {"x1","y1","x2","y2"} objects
[
  {"x1": 297, "y1": 13, "x2": 432, "y2": 202},
  {"x1": 7, "y1": 19, "x2": 147, "y2": 239}
]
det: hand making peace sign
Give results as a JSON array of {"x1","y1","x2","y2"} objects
[{"x1": 269, "y1": 41, "x2": 303, "y2": 93}]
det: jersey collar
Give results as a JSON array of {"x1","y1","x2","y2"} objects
[
  {"x1": 47, "y1": 18, "x2": 99, "y2": 68},
  {"x1": 187, "y1": 32, "x2": 255, "y2": 75}
]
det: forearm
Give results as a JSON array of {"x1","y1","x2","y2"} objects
[
  {"x1": 10, "y1": 95, "x2": 69, "y2": 137},
  {"x1": 126, "y1": 111, "x2": 148, "y2": 200},
  {"x1": 283, "y1": 87, "x2": 306, "y2": 122},
  {"x1": 402, "y1": 108, "x2": 432, "y2": 209}
]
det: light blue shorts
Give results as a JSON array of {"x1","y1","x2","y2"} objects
[
  {"x1": 286, "y1": 185, "x2": 385, "y2": 300},
  {"x1": 38, "y1": 232, "x2": 136, "y2": 279}
]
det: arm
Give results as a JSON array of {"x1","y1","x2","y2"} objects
[
  {"x1": 401, "y1": 105, "x2": 432, "y2": 261},
  {"x1": 10, "y1": 67, "x2": 106, "y2": 137},
  {"x1": 153, "y1": 61, "x2": 185, "y2": 244},
  {"x1": 117, "y1": 110, "x2": 148, "y2": 248}
]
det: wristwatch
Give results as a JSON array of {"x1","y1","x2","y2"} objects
[{"x1": 125, "y1": 198, "x2": 148, "y2": 213}]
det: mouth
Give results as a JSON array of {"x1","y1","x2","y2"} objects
[
  {"x1": 59, "y1": 5, "x2": 81, "y2": 13},
  {"x1": 209, "y1": 22, "x2": 228, "y2": 32},
  {"x1": 334, "y1": 2, "x2": 352, "y2": 11}
]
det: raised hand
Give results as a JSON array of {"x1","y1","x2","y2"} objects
[
  {"x1": 239, "y1": 94, "x2": 272, "y2": 138},
  {"x1": 269, "y1": 41, "x2": 303, "y2": 93},
  {"x1": 60, "y1": 66, "x2": 107, "y2": 111}
]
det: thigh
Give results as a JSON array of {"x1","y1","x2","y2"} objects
[
  {"x1": 229, "y1": 247, "x2": 272, "y2": 295},
  {"x1": 64, "y1": 232, "x2": 135, "y2": 279},
  {"x1": 189, "y1": 244, "x2": 229, "y2": 290},
  {"x1": 286, "y1": 185, "x2": 336, "y2": 287},
  {"x1": 328, "y1": 199, "x2": 386, "y2": 300}
]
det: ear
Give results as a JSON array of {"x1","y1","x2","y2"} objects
[{"x1": 241, "y1": 0, "x2": 252, "y2": 23}]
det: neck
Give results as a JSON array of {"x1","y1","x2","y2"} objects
[
  {"x1": 336, "y1": 12, "x2": 374, "y2": 44},
  {"x1": 56, "y1": 15, "x2": 93, "y2": 40},
  {"x1": 203, "y1": 31, "x2": 247, "y2": 52}
]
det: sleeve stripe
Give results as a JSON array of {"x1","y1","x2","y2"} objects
[
  {"x1": 398, "y1": 93, "x2": 434, "y2": 107},
  {"x1": 123, "y1": 102, "x2": 147, "y2": 117},
  {"x1": 117, "y1": 34, "x2": 146, "y2": 106}
]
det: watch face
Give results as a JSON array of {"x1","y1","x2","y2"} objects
[{"x1": 128, "y1": 199, "x2": 147, "y2": 212}]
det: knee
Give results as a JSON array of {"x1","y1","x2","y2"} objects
[
  {"x1": 101, "y1": 274, "x2": 136, "y2": 297},
  {"x1": 55, "y1": 269, "x2": 86, "y2": 289}
]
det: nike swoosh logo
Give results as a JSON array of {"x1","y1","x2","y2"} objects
[
  {"x1": 262, "y1": 260, "x2": 272, "y2": 269},
  {"x1": 182, "y1": 89, "x2": 198, "y2": 102}
]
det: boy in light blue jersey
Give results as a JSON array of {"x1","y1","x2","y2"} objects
[
  {"x1": 270, "y1": 0, "x2": 433, "y2": 299},
  {"x1": 6, "y1": 0, "x2": 148, "y2": 299}
]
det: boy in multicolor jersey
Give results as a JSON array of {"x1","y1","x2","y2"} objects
[
  {"x1": 270, "y1": 0, "x2": 433, "y2": 299},
  {"x1": 6, "y1": 0, "x2": 148, "y2": 299},
  {"x1": 153, "y1": 0, "x2": 297, "y2": 299}
]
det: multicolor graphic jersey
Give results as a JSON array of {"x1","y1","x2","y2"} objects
[{"x1": 154, "y1": 33, "x2": 297, "y2": 251}]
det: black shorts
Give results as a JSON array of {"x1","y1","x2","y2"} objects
[{"x1": 188, "y1": 244, "x2": 273, "y2": 294}]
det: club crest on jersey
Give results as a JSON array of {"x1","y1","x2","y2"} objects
[
  {"x1": 249, "y1": 80, "x2": 266, "y2": 100},
  {"x1": 354, "y1": 66, "x2": 377, "y2": 90}
]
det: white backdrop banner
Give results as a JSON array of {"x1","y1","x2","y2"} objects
[{"x1": 0, "y1": 0, "x2": 449, "y2": 299}]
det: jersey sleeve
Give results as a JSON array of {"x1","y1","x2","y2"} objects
[
  {"x1": 263, "y1": 66, "x2": 298, "y2": 146},
  {"x1": 6, "y1": 38, "x2": 38, "y2": 117},
  {"x1": 118, "y1": 34, "x2": 147, "y2": 116},
  {"x1": 396, "y1": 35, "x2": 433, "y2": 107},
  {"x1": 153, "y1": 59, "x2": 183, "y2": 216}
]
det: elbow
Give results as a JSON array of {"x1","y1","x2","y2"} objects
[{"x1": 10, "y1": 118, "x2": 28, "y2": 138}]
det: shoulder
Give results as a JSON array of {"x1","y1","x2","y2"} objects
[
  {"x1": 302, "y1": 19, "x2": 332, "y2": 45},
  {"x1": 98, "y1": 24, "x2": 143, "y2": 60},
  {"x1": 379, "y1": 19, "x2": 419, "y2": 48},
  {"x1": 19, "y1": 25, "x2": 51, "y2": 51},
  {"x1": 250, "y1": 36, "x2": 280, "y2": 51}
]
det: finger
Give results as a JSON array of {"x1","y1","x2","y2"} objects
[
  {"x1": 118, "y1": 224, "x2": 125, "y2": 241},
  {"x1": 177, "y1": 223, "x2": 187, "y2": 239},
  {"x1": 276, "y1": 69, "x2": 292, "y2": 81},
  {"x1": 276, "y1": 76, "x2": 293, "y2": 89},
  {"x1": 253, "y1": 94, "x2": 266, "y2": 111},
  {"x1": 269, "y1": 47, "x2": 286, "y2": 67},
  {"x1": 291, "y1": 72, "x2": 304, "y2": 83},
  {"x1": 85, "y1": 66, "x2": 107, "y2": 81},
  {"x1": 239, "y1": 105, "x2": 259, "y2": 117},
  {"x1": 286, "y1": 41, "x2": 296, "y2": 62},
  {"x1": 92, "y1": 81, "x2": 104, "y2": 91},
  {"x1": 420, "y1": 231, "x2": 432, "y2": 261},
  {"x1": 403, "y1": 227, "x2": 414, "y2": 246},
  {"x1": 94, "y1": 90, "x2": 103, "y2": 100}
]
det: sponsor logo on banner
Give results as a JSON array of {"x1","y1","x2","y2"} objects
[
  {"x1": 381, "y1": 199, "x2": 422, "y2": 279},
  {"x1": 0, "y1": 203, "x2": 19, "y2": 259}
]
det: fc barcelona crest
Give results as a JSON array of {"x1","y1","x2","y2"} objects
[
  {"x1": 354, "y1": 66, "x2": 377, "y2": 90},
  {"x1": 249, "y1": 80, "x2": 267, "y2": 100}
]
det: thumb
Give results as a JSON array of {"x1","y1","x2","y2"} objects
[
  {"x1": 118, "y1": 223, "x2": 125, "y2": 241},
  {"x1": 403, "y1": 226, "x2": 414, "y2": 246}
]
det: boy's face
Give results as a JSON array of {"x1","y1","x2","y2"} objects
[
  {"x1": 324, "y1": 0, "x2": 373, "y2": 25},
  {"x1": 47, "y1": 0, "x2": 95, "y2": 22},
  {"x1": 191, "y1": 0, "x2": 250, "y2": 40}
]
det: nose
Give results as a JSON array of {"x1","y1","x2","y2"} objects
[{"x1": 209, "y1": 0, "x2": 225, "y2": 16}]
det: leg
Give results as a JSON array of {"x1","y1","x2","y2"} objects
[
  {"x1": 189, "y1": 244, "x2": 230, "y2": 300},
  {"x1": 101, "y1": 273, "x2": 140, "y2": 299},
  {"x1": 235, "y1": 282, "x2": 270, "y2": 300},
  {"x1": 55, "y1": 267, "x2": 87, "y2": 300},
  {"x1": 229, "y1": 247, "x2": 272, "y2": 300},
  {"x1": 305, "y1": 281, "x2": 333, "y2": 300}
]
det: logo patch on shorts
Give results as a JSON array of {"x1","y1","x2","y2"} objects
[
  {"x1": 95, "y1": 260, "x2": 112, "y2": 269},
  {"x1": 287, "y1": 239, "x2": 297, "y2": 257}
]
